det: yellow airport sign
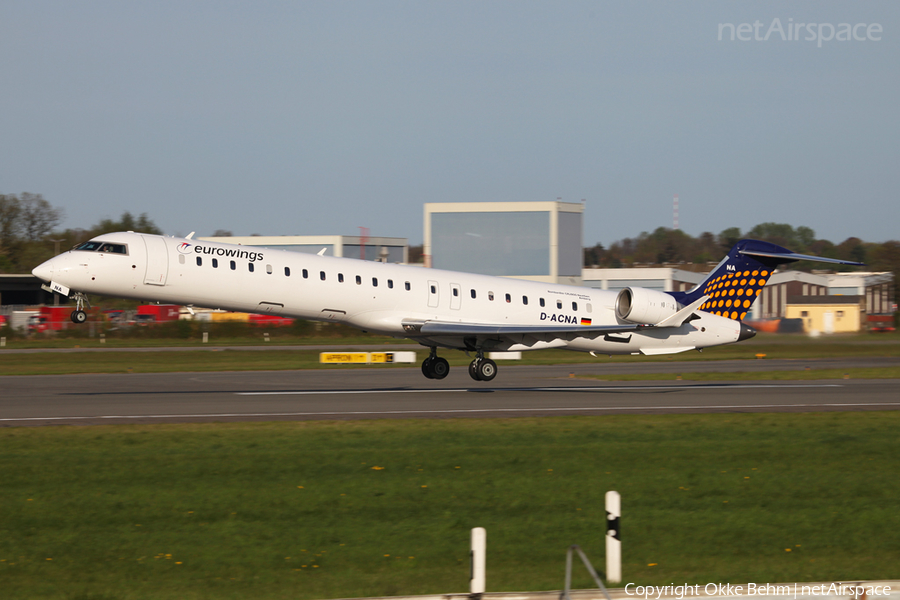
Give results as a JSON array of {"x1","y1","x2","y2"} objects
[
  {"x1": 320, "y1": 352, "x2": 370, "y2": 364},
  {"x1": 319, "y1": 352, "x2": 413, "y2": 364}
]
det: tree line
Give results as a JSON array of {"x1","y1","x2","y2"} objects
[
  {"x1": 0, "y1": 193, "x2": 160, "y2": 273},
  {"x1": 584, "y1": 224, "x2": 900, "y2": 277},
  {"x1": 2, "y1": 192, "x2": 898, "y2": 284}
]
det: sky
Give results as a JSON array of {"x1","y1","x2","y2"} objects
[{"x1": 1, "y1": 1, "x2": 898, "y2": 246}]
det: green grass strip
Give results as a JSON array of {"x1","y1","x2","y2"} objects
[
  {"x1": 576, "y1": 367, "x2": 900, "y2": 381},
  {"x1": 1, "y1": 413, "x2": 899, "y2": 599},
  {"x1": 1, "y1": 341, "x2": 899, "y2": 376}
]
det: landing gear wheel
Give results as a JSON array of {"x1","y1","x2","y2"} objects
[
  {"x1": 475, "y1": 358, "x2": 497, "y2": 382},
  {"x1": 421, "y1": 356, "x2": 449, "y2": 379},
  {"x1": 429, "y1": 357, "x2": 450, "y2": 379},
  {"x1": 71, "y1": 310, "x2": 87, "y2": 324},
  {"x1": 421, "y1": 357, "x2": 435, "y2": 379},
  {"x1": 468, "y1": 360, "x2": 482, "y2": 381}
]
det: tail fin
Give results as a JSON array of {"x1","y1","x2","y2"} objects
[{"x1": 671, "y1": 239, "x2": 864, "y2": 321}]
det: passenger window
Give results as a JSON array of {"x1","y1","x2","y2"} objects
[
  {"x1": 505, "y1": 293, "x2": 511, "y2": 303},
  {"x1": 405, "y1": 281, "x2": 411, "y2": 291},
  {"x1": 587, "y1": 303, "x2": 592, "y2": 313},
  {"x1": 557, "y1": 300, "x2": 562, "y2": 309},
  {"x1": 266, "y1": 264, "x2": 273, "y2": 274},
  {"x1": 540, "y1": 298, "x2": 545, "y2": 307},
  {"x1": 302, "y1": 269, "x2": 308, "y2": 279},
  {"x1": 572, "y1": 302, "x2": 578, "y2": 311},
  {"x1": 523, "y1": 296, "x2": 528, "y2": 305},
  {"x1": 471, "y1": 289, "x2": 476, "y2": 299},
  {"x1": 212, "y1": 259, "x2": 219, "y2": 268},
  {"x1": 488, "y1": 292, "x2": 494, "y2": 301},
  {"x1": 196, "y1": 257, "x2": 202, "y2": 266},
  {"x1": 388, "y1": 279, "x2": 393, "y2": 289},
  {"x1": 372, "y1": 277, "x2": 378, "y2": 287},
  {"x1": 356, "y1": 275, "x2": 362, "y2": 285},
  {"x1": 249, "y1": 263, "x2": 254, "y2": 273},
  {"x1": 285, "y1": 267, "x2": 291, "y2": 276},
  {"x1": 178, "y1": 255, "x2": 185, "y2": 265},
  {"x1": 338, "y1": 273, "x2": 344, "y2": 283},
  {"x1": 320, "y1": 271, "x2": 326, "y2": 280},
  {"x1": 230, "y1": 260, "x2": 236, "y2": 270}
]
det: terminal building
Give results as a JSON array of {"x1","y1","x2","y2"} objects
[{"x1": 423, "y1": 201, "x2": 584, "y2": 284}]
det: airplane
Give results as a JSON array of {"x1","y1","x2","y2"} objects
[{"x1": 31, "y1": 232, "x2": 863, "y2": 381}]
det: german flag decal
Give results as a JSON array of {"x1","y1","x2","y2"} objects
[{"x1": 581, "y1": 318, "x2": 592, "y2": 325}]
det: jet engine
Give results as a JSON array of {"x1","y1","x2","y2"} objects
[{"x1": 615, "y1": 287, "x2": 680, "y2": 325}]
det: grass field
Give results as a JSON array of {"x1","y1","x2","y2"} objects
[
  {"x1": 2, "y1": 413, "x2": 899, "y2": 600},
  {"x1": 1, "y1": 332, "x2": 899, "y2": 376}
]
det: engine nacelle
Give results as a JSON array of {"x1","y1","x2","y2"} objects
[{"x1": 615, "y1": 287, "x2": 680, "y2": 325}]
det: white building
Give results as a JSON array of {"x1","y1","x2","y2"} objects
[
  {"x1": 424, "y1": 201, "x2": 584, "y2": 284},
  {"x1": 199, "y1": 235, "x2": 409, "y2": 263}
]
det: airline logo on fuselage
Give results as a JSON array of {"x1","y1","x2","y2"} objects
[{"x1": 180, "y1": 243, "x2": 265, "y2": 262}]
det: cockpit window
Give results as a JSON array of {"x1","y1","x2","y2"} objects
[{"x1": 73, "y1": 241, "x2": 129, "y2": 254}]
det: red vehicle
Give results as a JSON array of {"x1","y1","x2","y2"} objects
[
  {"x1": 37, "y1": 306, "x2": 76, "y2": 331},
  {"x1": 137, "y1": 304, "x2": 181, "y2": 323},
  {"x1": 249, "y1": 314, "x2": 294, "y2": 327}
]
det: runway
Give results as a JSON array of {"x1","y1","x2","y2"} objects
[{"x1": 2, "y1": 360, "x2": 899, "y2": 426}]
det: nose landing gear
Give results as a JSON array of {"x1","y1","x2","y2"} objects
[{"x1": 69, "y1": 292, "x2": 91, "y2": 324}]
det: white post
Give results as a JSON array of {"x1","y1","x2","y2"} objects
[
  {"x1": 470, "y1": 527, "x2": 486, "y2": 595},
  {"x1": 202, "y1": 331, "x2": 208, "y2": 344},
  {"x1": 605, "y1": 491, "x2": 621, "y2": 583}
]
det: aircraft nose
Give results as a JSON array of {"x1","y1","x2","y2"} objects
[
  {"x1": 738, "y1": 322, "x2": 757, "y2": 342},
  {"x1": 32, "y1": 259, "x2": 55, "y2": 282}
]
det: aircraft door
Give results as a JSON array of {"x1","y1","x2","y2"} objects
[
  {"x1": 142, "y1": 235, "x2": 169, "y2": 286},
  {"x1": 450, "y1": 283, "x2": 461, "y2": 310},
  {"x1": 427, "y1": 280, "x2": 439, "y2": 308}
]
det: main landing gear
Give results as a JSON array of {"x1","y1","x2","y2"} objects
[
  {"x1": 421, "y1": 347, "x2": 450, "y2": 379},
  {"x1": 420, "y1": 348, "x2": 498, "y2": 382},
  {"x1": 70, "y1": 292, "x2": 90, "y2": 324},
  {"x1": 468, "y1": 353, "x2": 497, "y2": 382}
]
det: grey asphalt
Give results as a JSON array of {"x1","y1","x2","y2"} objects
[{"x1": 2, "y1": 359, "x2": 898, "y2": 426}]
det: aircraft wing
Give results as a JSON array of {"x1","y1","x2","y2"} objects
[
  {"x1": 414, "y1": 321, "x2": 651, "y2": 337},
  {"x1": 401, "y1": 319, "x2": 653, "y2": 348}
]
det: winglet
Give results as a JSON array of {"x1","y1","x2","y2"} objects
[
  {"x1": 317, "y1": 247, "x2": 327, "y2": 256},
  {"x1": 656, "y1": 295, "x2": 709, "y2": 328},
  {"x1": 186, "y1": 232, "x2": 195, "y2": 240}
]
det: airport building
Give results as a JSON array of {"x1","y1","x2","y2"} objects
[
  {"x1": 199, "y1": 234, "x2": 409, "y2": 263},
  {"x1": 424, "y1": 201, "x2": 584, "y2": 284},
  {"x1": 582, "y1": 267, "x2": 705, "y2": 293},
  {"x1": 582, "y1": 265, "x2": 894, "y2": 330}
]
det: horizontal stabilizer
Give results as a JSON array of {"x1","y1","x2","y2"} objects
[{"x1": 739, "y1": 248, "x2": 864, "y2": 267}]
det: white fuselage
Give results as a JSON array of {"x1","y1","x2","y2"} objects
[{"x1": 34, "y1": 232, "x2": 744, "y2": 354}]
